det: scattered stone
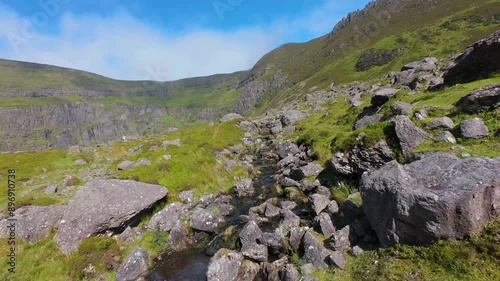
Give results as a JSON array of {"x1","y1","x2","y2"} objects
[
  {"x1": 391, "y1": 102, "x2": 413, "y2": 116},
  {"x1": 190, "y1": 208, "x2": 225, "y2": 233},
  {"x1": 350, "y1": 245, "x2": 364, "y2": 256},
  {"x1": 329, "y1": 251, "x2": 346, "y2": 269},
  {"x1": 300, "y1": 163, "x2": 324, "y2": 177},
  {"x1": 414, "y1": 109, "x2": 428, "y2": 121},
  {"x1": 361, "y1": 152, "x2": 500, "y2": 247},
  {"x1": 45, "y1": 185, "x2": 58, "y2": 195},
  {"x1": 115, "y1": 247, "x2": 149, "y2": 281},
  {"x1": 206, "y1": 249, "x2": 244, "y2": 281},
  {"x1": 179, "y1": 189, "x2": 195, "y2": 205},
  {"x1": 55, "y1": 180, "x2": 167, "y2": 254},
  {"x1": 279, "y1": 201, "x2": 297, "y2": 210},
  {"x1": 393, "y1": 115, "x2": 430, "y2": 157},
  {"x1": 163, "y1": 138, "x2": 181, "y2": 148},
  {"x1": 354, "y1": 114, "x2": 384, "y2": 130},
  {"x1": 167, "y1": 220, "x2": 189, "y2": 246},
  {"x1": 299, "y1": 263, "x2": 315, "y2": 276},
  {"x1": 330, "y1": 225, "x2": 351, "y2": 251},
  {"x1": 435, "y1": 131, "x2": 457, "y2": 144},
  {"x1": 280, "y1": 110, "x2": 306, "y2": 126},
  {"x1": 240, "y1": 221, "x2": 267, "y2": 262},
  {"x1": 326, "y1": 200, "x2": 339, "y2": 214},
  {"x1": 315, "y1": 213, "x2": 336, "y2": 238},
  {"x1": 289, "y1": 227, "x2": 307, "y2": 251},
  {"x1": 238, "y1": 121, "x2": 259, "y2": 134},
  {"x1": 117, "y1": 161, "x2": 135, "y2": 171},
  {"x1": 428, "y1": 117, "x2": 454, "y2": 130},
  {"x1": 280, "y1": 210, "x2": 301, "y2": 234},
  {"x1": 148, "y1": 202, "x2": 188, "y2": 232},
  {"x1": 265, "y1": 204, "x2": 281, "y2": 218},
  {"x1": 310, "y1": 194, "x2": 330, "y2": 215},
  {"x1": 371, "y1": 88, "x2": 398, "y2": 106},
  {"x1": 456, "y1": 84, "x2": 500, "y2": 113},
  {"x1": 459, "y1": 118, "x2": 489, "y2": 139},
  {"x1": 74, "y1": 159, "x2": 87, "y2": 165},
  {"x1": 303, "y1": 231, "x2": 331, "y2": 268},
  {"x1": 234, "y1": 178, "x2": 255, "y2": 197},
  {"x1": 236, "y1": 260, "x2": 260, "y2": 281},
  {"x1": 285, "y1": 187, "x2": 308, "y2": 204},
  {"x1": 281, "y1": 264, "x2": 300, "y2": 281}
]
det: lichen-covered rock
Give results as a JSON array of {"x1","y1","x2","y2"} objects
[
  {"x1": 234, "y1": 178, "x2": 255, "y2": 197},
  {"x1": 190, "y1": 207, "x2": 226, "y2": 233},
  {"x1": 116, "y1": 247, "x2": 150, "y2": 281},
  {"x1": 303, "y1": 231, "x2": 331, "y2": 268},
  {"x1": 428, "y1": 117, "x2": 455, "y2": 130},
  {"x1": 148, "y1": 202, "x2": 188, "y2": 232},
  {"x1": 206, "y1": 249, "x2": 244, "y2": 281},
  {"x1": 361, "y1": 153, "x2": 500, "y2": 247},
  {"x1": 0, "y1": 205, "x2": 64, "y2": 243},
  {"x1": 55, "y1": 180, "x2": 167, "y2": 254}
]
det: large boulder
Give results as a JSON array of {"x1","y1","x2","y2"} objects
[
  {"x1": 116, "y1": 247, "x2": 150, "y2": 281},
  {"x1": 361, "y1": 153, "x2": 500, "y2": 247},
  {"x1": 207, "y1": 249, "x2": 244, "y2": 281},
  {"x1": 0, "y1": 205, "x2": 64, "y2": 243},
  {"x1": 456, "y1": 84, "x2": 500, "y2": 114},
  {"x1": 220, "y1": 113, "x2": 244, "y2": 123},
  {"x1": 393, "y1": 116, "x2": 430, "y2": 157},
  {"x1": 401, "y1": 57, "x2": 439, "y2": 72},
  {"x1": 55, "y1": 180, "x2": 167, "y2": 254},
  {"x1": 444, "y1": 30, "x2": 500, "y2": 84}
]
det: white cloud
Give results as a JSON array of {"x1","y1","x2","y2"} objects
[{"x1": 0, "y1": 1, "x2": 355, "y2": 81}]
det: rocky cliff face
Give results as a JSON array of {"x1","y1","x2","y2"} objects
[{"x1": 0, "y1": 102, "x2": 222, "y2": 151}]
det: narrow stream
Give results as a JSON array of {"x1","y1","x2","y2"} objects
[{"x1": 147, "y1": 144, "x2": 278, "y2": 281}]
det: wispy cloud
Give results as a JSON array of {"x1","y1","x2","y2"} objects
[{"x1": 0, "y1": 1, "x2": 357, "y2": 81}]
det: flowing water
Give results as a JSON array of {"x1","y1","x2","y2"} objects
[{"x1": 147, "y1": 146, "x2": 278, "y2": 281}]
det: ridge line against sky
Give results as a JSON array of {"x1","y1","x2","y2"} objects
[{"x1": 0, "y1": 0, "x2": 371, "y2": 81}]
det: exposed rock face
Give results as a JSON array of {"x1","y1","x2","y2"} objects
[
  {"x1": 459, "y1": 118, "x2": 489, "y2": 139},
  {"x1": 331, "y1": 141, "x2": 394, "y2": 177},
  {"x1": 456, "y1": 84, "x2": 500, "y2": 114},
  {"x1": 355, "y1": 48, "x2": 402, "y2": 71},
  {"x1": 116, "y1": 247, "x2": 150, "y2": 281},
  {"x1": 444, "y1": 29, "x2": 500, "y2": 84},
  {"x1": 0, "y1": 205, "x2": 64, "y2": 243},
  {"x1": 393, "y1": 116, "x2": 430, "y2": 157},
  {"x1": 55, "y1": 180, "x2": 168, "y2": 254},
  {"x1": 206, "y1": 249, "x2": 244, "y2": 281},
  {"x1": 361, "y1": 153, "x2": 500, "y2": 247}
]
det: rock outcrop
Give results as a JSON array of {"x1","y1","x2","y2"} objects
[
  {"x1": 54, "y1": 180, "x2": 168, "y2": 253},
  {"x1": 361, "y1": 153, "x2": 500, "y2": 247},
  {"x1": 444, "y1": 29, "x2": 500, "y2": 84}
]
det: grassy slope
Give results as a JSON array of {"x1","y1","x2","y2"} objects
[
  {"x1": 247, "y1": 0, "x2": 500, "y2": 115},
  {"x1": 0, "y1": 120, "x2": 249, "y2": 280}
]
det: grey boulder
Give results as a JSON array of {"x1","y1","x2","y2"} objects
[
  {"x1": 55, "y1": 180, "x2": 167, "y2": 254},
  {"x1": 456, "y1": 84, "x2": 500, "y2": 114},
  {"x1": 459, "y1": 118, "x2": 489, "y2": 139},
  {"x1": 206, "y1": 249, "x2": 244, "y2": 281},
  {"x1": 393, "y1": 115, "x2": 430, "y2": 157},
  {"x1": 361, "y1": 153, "x2": 500, "y2": 247}
]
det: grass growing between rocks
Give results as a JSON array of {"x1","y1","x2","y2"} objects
[
  {"x1": 308, "y1": 221, "x2": 500, "y2": 281},
  {"x1": 115, "y1": 120, "x2": 249, "y2": 201}
]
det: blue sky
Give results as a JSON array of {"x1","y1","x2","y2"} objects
[{"x1": 0, "y1": 0, "x2": 370, "y2": 80}]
